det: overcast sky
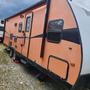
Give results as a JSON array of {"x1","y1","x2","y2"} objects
[{"x1": 0, "y1": 0, "x2": 41, "y2": 19}]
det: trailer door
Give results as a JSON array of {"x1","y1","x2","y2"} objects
[{"x1": 21, "y1": 13, "x2": 33, "y2": 57}]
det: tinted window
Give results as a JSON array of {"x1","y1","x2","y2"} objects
[
  {"x1": 18, "y1": 22, "x2": 22, "y2": 32},
  {"x1": 25, "y1": 17, "x2": 31, "y2": 32},
  {"x1": 47, "y1": 19, "x2": 64, "y2": 43}
]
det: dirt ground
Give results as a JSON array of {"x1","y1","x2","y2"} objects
[
  {"x1": 0, "y1": 44, "x2": 69, "y2": 90},
  {"x1": 0, "y1": 44, "x2": 89, "y2": 90}
]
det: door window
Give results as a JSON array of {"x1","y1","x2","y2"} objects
[
  {"x1": 25, "y1": 16, "x2": 31, "y2": 32},
  {"x1": 18, "y1": 22, "x2": 22, "y2": 32}
]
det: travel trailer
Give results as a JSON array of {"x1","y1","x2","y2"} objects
[
  {"x1": 0, "y1": 20, "x2": 4, "y2": 42},
  {"x1": 3, "y1": 0, "x2": 90, "y2": 89}
]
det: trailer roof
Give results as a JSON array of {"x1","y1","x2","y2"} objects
[{"x1": 5, "y1": 0, "x2": 46, "y2": 20}]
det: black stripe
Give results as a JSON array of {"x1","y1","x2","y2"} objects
[
  {"x1": 5, "y1": 28, "x2": 80, "y2": 44},
  {"x1": 31, "y1": 34, "x2": 43, "y2": 38},
  {"x1": 62, "y1": 28, "x2": 81, "y2": 44},
  {"x1": 14, "y1": 36, "x2": 29, "y2": 39},
  {"x1": 31, "y1": 34, "x2": 45, "y2": 38},
  {"x1": 30, "y1": 28, "x2": 81, "y2": 44},
  {"x1": 40, "y1": 0, "x2": 51, "y2": 57},
  {"x1": 27, "y1": 12, "x2": 34, "y2": 57}
]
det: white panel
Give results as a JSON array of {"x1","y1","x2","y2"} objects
[
  {"x1": 68, "y1": 0, "x2": 90, "y2": 75},
  {"x1": 72, "y1": 0, "x2": 90, "y2": 11}
]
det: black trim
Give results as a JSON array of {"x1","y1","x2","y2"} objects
[
  {"x1": 40, "y1": 0, "x2": 51, "y2": 57},
  {"x1": 47, "y1": 55, "x2": 69, "y2": 81}
]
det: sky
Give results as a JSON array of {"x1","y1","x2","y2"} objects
[
  {"x1": 0, "y1": 0, "x2": 41, "y2": 19},
  {"x1": 0, "y1": 0, "x2": 90, "y2": 20}
]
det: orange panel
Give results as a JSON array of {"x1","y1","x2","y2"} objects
[
  {"x1": 4, "y1": 34, "x2": 10, "y2": 46},
  {"x1": 42, "y1": 40, "x2": 81, "y2": 85},
  {"x1": 15, "y1": 38, "x2": 22, "y2": 53},
  {"x1": 48, "y1": 56, "x2": 68, "y2": 80},
  {"x1": 28, "y1": 5, "x2": 46, "y2": 65},
  {"x1": 28, "y1": 38, "x2": 43, "y2": 65},
  {"x1": 4, "y1": 13, "x2": 25, "y2": 50},
  {"x1": 40, "y1": 0, "x2": 81, "y2": 86}
]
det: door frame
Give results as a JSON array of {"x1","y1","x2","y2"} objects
[
  {"x1": 27, "y1": 12, "x2": 33, "y2": 58},
  {"x1": 21, "y1": 12, "x2": 33, "y2": 58}
]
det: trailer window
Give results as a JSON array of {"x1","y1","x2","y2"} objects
[
  {"x1": 25, "y1": 17, "x2": 31, "y2": 32},
  {"x1": 18, "y1": 22, "x2": 22, "y2": 32},
  {"x1": 47, "y1": 19, "x2": 64, "y2": 43}
]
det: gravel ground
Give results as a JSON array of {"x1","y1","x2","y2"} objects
[
  {"x1": 0, "y1": 44, "x2": 89, "y2": 90},
  {"x1": 0, "y1": 44, "x2": 69, "y2": 90}
]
